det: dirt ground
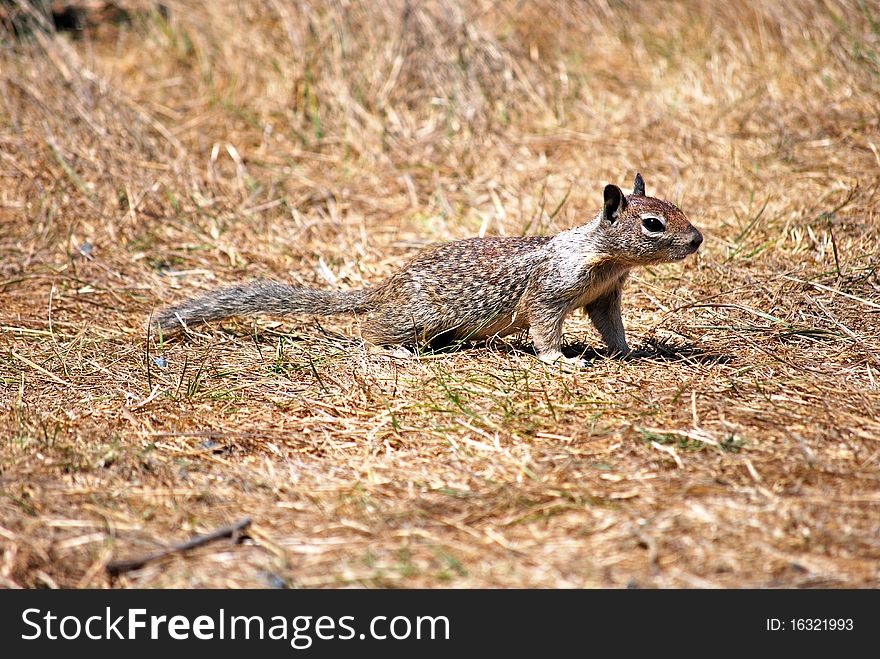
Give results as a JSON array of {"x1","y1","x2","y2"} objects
[{"x1": 1, "y1": 0, "x2": 878, "y2": 588}]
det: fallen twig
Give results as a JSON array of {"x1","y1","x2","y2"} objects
[{"x1": 106, "y1": 517, "x2": 252, "y2": 577}]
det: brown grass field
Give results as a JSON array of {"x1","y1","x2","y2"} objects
[{"x1": 1, "y1": 0, "x2": 879, "y2": 589}]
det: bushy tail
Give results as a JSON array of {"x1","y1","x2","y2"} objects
[{"x1": 153, "y1": 279, "x2": 371, "y2": 332}]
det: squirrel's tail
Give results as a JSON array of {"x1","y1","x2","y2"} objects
[{"x1": 153, "y1": 279, "x2": 372, "y2": 332}]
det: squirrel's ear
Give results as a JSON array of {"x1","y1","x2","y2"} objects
[
  {"x1": 603, "y1": 184, "x2": 627, "y2": 223},
  {"x1": 633, "y1": 172, "x2": 646, "y2": 196}
]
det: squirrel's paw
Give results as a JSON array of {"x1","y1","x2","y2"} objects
[
  {"x1": 538, "y1": 351, "x2": 589, "y2": 370},
  {"x1": 605, "y1": 344, "x2": 631, "y2": 358}
]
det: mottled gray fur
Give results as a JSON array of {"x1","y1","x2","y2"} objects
[{"x1": 153, "y1": 174, "x2": 703, "y2": 365}]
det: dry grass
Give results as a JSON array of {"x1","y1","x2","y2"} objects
[{"x1": 1, "y1": 0, "x2": 879, "y2": 588}]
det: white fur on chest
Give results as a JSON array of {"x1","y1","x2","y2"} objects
[
  {"x1": 566, "y1": 268, "x2": 627, "y2": 311},
  {"x1": 548, "y1": 221, "x2": 603, "y2": 288},
  {"x1": 548, "y1": 220, "x2": 628, "y2": 310}
]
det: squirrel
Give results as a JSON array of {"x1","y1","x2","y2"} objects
[{"x1": 153, "y1": 173, "x2": 703, "y2": 366}]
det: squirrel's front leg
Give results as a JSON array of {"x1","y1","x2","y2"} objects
[
  {"x1": 584, "y1": 282, "x2": 629, "y2": 355},
  {"x1": 528, "y1": 301, "x2": 585, "y2": 367}
]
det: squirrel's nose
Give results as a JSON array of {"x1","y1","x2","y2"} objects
[{"x1": 689, "y1": 232, "x2": 703, "y2": 250}]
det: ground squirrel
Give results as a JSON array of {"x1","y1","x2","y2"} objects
[{"x1": 154, "y1": 173, "x2": 703, "y2": 365}]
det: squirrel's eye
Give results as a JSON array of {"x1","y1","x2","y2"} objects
[{"x1": 642, "y1": 216, "x2": 665, "y2": 232}]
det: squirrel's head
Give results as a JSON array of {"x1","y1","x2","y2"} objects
[{"x1": 599, "y1": 173, "x2": 703, "y2": 264}]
